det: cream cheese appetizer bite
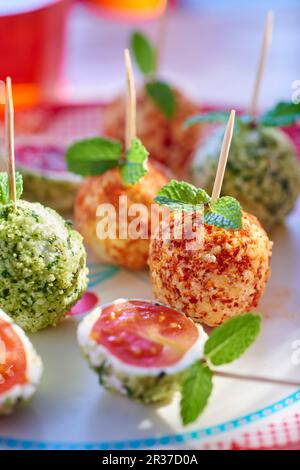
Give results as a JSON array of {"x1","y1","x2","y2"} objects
[
  {"x1": 104, "y1": 87, "x2": 201, "y2": 178},
  {"x1": 189, "y1": 106, "x2": 300, "y2": 231},
  {"x1": 189, "y1": 13, "x2": 300, "y2": 231},
  {"x1": 149, "y1": 113, "x2": 272, "y2": 326},
  {"x1": 78, "y1": 299, "x2": 262, "y2": 425},
  {"x1": 66, "y1": 50, "x2": 168, "y2": 270},
  {"x1": 16, "y1": 143, "x2": 82, "y2": 215},
  {"x1": 0, "y1": 309, "x2": 43, "y2": 415},
  {"x1": 149, "y1": 179, "x2": 272, "y2": 326},
  {"x1": 74, "y1": 159, "x2": 168, "y2": 270},
  {"x1": 78, "y1": 299, "x2": 207, "y2": 404},
  {"x1": 103, "y1": 31, "x2": 201, "y2": 177},
  {"x1": 0, "y1": 173, "x2": 88, "y2": 332}
]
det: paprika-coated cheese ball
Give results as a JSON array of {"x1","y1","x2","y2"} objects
[
  {"x1": 149, "y1": 211, "x2": 272, "y2": 326},
  {"x1": 75, "y1": 162, "x2": 168, "y2": 270},
  {"x1": 103, "y1": 88, "x2": 201, "y2": 177}
]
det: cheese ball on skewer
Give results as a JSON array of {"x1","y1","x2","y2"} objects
[
  {"x1": 191, "y1": 124, "x2": 300, "y2": 231},
  {"x1": 0, "y1": 199, "x2": 88, "y2": 332},
  {"x1": 75, "y1": 161, "x2": 168, "y2": 270},
  {"x1": 78, "y1": 299, "x2": 207, "y2": 404},
  {"x1": 103, "y1": 88, "x2": 201, "y2": 177},
  {"x1": 149, "y1": 208, "x2": 272, "y2": 327}
]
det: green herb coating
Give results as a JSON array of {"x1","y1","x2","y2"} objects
[
  {"x1": 0, "y1": 200, "x2": 88, "y2": 332},
  {"x1": 192, "y1": 125, "x2": 300, "y2": 230}
]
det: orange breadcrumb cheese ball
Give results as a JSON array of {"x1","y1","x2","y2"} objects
[
  {"x1": 103, "y1": 88, "x2": 201, "y2": 177},
  {"x1": 75, "y1": 163, "x2": 168, "y2": 270},
  {"x1": 149, "y1": 211, "x2": 272, "y2": 326}
]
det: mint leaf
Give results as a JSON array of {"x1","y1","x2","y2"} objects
[
  {"x1": 204, "y1": 313, "x2": 261, "y2": 366},
  {"x1": 155, "y1": 180, "x2": 210, "y2": 212},
  {"x1": 155, "y1": 181, "x2": 243, "y2": 230},
  {"x1": 180, "y1": 361, "x2": 213, "y2": 426},
  {"x1": 258, "y1": 101, "x2": 300, "y2": 127},
  {"x1": 120, "y1": 138, "x2": 149, "y2": 185},
  {"x1": 204, "y1": 196, "x2": 242, "y2": 230},
  {"x1": 185, "y1": 111, "x2": 230, "y2": 128},
  {"x1": 0, "y1": 172, "x2": 23, "y2": 205},
  {"x1": 125, "y1": 137, "x2": 149, "y2": 164},
  {"x1": 65, "y1": 138, "x2": 121, "y2": 177},
  {"x1": 145, "y1": 80, "x2": 176, "y2": 119},
  {"x1": 185, "y1": 112, "x2": 251, "y2": 129},
  {"x1": 130, "y1": 31, "x2": 156, "y2": 76}
]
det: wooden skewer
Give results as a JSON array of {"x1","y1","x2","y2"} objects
[
  {"x1": 211, "y1": 110, "x2": 235, "y2": 202},
  {"x1": 249, "y1": 11, "x2": 274, "y2": 120},
  {"x1": 5, "y1": 77, "x2": 16, "y2": 209},
  {"x1": 124, "y1": 48, "x2": 137, "y2": 150},
  {"x1": 214, "y1": 369, "x2": 300, "y2": 388},
  {"x1": 155, "y1": 0, "x2": 169, "y2": 76}
]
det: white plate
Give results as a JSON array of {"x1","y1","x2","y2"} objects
[{"x1": 0, "y1": 201, "x2": 299, "y2": 450}]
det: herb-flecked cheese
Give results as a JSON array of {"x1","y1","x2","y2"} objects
[
  {"x1": 0, "y1": 200, "x2": 88, "y2": 332},
  {"x1": 191, "y1": 125, "x2": 300, "y2": 231}
]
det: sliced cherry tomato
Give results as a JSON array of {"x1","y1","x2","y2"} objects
[
  {"x1": 0, "y1": 318, "x2": 27, "y2": 394},
  {"x1": 91, "y1": 300, "x2": 200, "y2": 368}
]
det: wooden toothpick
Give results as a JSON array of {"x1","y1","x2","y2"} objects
[
  {"x1": 214, "y1": 369, "x2": 300, "y2": 388},
  {"x1": 155, "y1": 0, "x2": 169, "y2": 76},
  {"x1": 211, "y1": 110, "x2": 235, "y2": 202},
  {"x1": 5, "y1": 77, "x2": 16, "y2": 209},
  {"x1": 249, "y1": 11, "x2": 274, "y2": 120},
  {"x1": 124, "y1": 48, "x2": 136, "y2": 150}
]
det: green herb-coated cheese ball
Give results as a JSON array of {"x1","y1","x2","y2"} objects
[
  {"x1": 191, "y1": 125, "x2": 300, "y2": 231},
  {"x1": 0, "y1": 200, "x2": 88, "y2": 332}
]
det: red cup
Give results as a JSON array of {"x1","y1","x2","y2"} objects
[{"x1": 0, "y1": 1, "x2": 70, "y2": 108}]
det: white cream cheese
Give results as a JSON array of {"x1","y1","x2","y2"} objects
[
  {"x1": 0, "y1": 309, "x2": 43, "y2": 411},
  {"x1": 78, "y1": 299, "x2": 208, "y2": 378}
]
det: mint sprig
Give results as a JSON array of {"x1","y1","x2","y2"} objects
[
  {"x1": 120, "y1": 138, "x2": 149, "y2": 185},
  {"x1": 129, "y1": 30, "x2": 177, "y2": 119},
  {"x1": 204, "y1": 196, "x2": 242, "y2": 230},
  {"x1": 155, "y1": 180, "x2": 210, "y2": 212},
  {"x1": 185, "y1": 112, "x2": 250, "y2": 129},
  {"x1": 65, "y1": 137, "x2": 149, "y2": 185},
  {"x1": 258, "y1": 101, "x2": 300, "y2": 127},
  {"x1": 185, "y1": 111, "x2": 232, "y2": 127},
  {"x1": 155, "y1": 180, "x2": 243, "y2": 230},
  {"x1": 145, "y1": 81, "x2": 176, "y2": 119},
  {"x1": 204, "y1": 313, "x2": 261, "y2": 365},
  {"x1": 185, "y1": 101, "x2": 300, "y2": 129},
  {"x1": 65, "y1": 138, "x2": 121, "y2": 177},
  {"x1": 0, "y1": 172, "x2": 23, "y2": 205},
  {"x1": 180, "y1": 313, "x2": 261, "y2": 426},
  {"x1": 130, "y1": 31, "x2": 156, "y2": 76},
  {"x1": 180, "y1": 362, "x2": 213, "y2": 426}
]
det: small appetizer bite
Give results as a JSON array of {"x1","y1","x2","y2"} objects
[
  {"x1": 66, "y1": 50, "x2": 168, "y2": 270},
  {"x1": 0, "y1": 309, "x2": 43, "y2": 414},
  {"x1": 0, "y1": 181, "x2": 88, "y2": 332},
  {"x1": 149, "y1": 112, "x2": 272, "y2": 326},
  {"x1": 149, "y1": 186, "x2": 272, "y2": 326},
  {"x1": 74, "y1": 160, "x2": 167, "y2": 270},
  {"x1": 0, "y1": 78, "x2": 88, "y2": 332},
  {"x1": 16, "y1": 142, "x2": 82, "y2": 215},
  {"x1": 189, "y1": 106, "x2": 300, "y2": 231},
  {"x1": 189, "y1": 13, "x2": 300, "y2": 231},
  {"x1": 103, "y1": 30, "x2": 201, "y2": 177},
  {"x1": 78, "y1": 299, "x2": 207, "y2": 404},
  {"x1": 78, "y1": 298, "x2": 261, "y2": 425}
]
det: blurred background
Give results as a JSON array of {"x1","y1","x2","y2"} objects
[{"x1": 0, "y1": 0, "x2": 299, "y2": 109}]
